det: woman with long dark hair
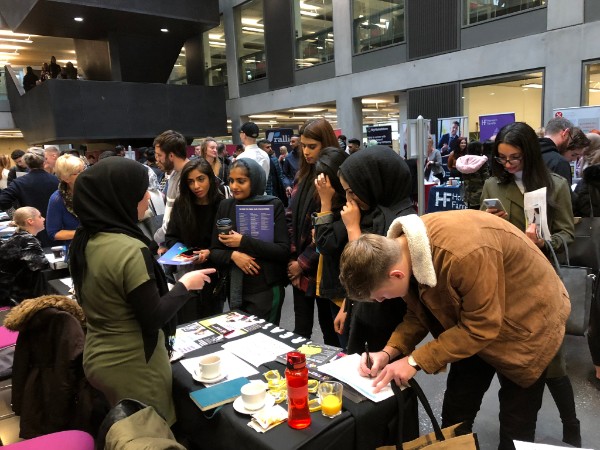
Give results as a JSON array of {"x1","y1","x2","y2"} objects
[
  {"x1": 166, "y1": 158, "x2": 226, "y2": 322},
  {"x1": 211, "y1": 158, "x2": 289, "y2": 323},
  {"x1": 481, "y1": 121, "x2": 579, "y2": 447},
  {"x1": 69, "y1": 157, "x2": 214, "y2": 425},
  {"x1": 313, "y1": 147, "x2": 348, "y2": 348},
  {"x1": 287, "y1": 118, "x2": 339, "y2": 341}
]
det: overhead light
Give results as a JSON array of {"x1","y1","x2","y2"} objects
[
  {"x1": 241, "y1": 18, "x2": 263, "y2": 26},
  {"x1": 589, "y1": 88, "x2": 600, "y2": 93},
  {"x1": 300, "y1": 11, "x2": 319, "y2": 17},
  {"x1": 362, "y1": 98, "x2": 389, "y2": 104},
  {"x1": 289, "y1": 107, "x2": 327, "y2": 113},
  {"x1": 521, "y1": 83, "x2": 543, "y2": 89},
  {"x1": 0, "y1": 52, "x2": 18, "y2": 57},
  {"x1": 208, "y1": 34, "x2": 223, "y2": 40},
  {"x1": 161, "y1": 28, "x2": 169, "y2": 32},
  {"x1": 0, "y1": 44, "x2": 22, "y2": 50},
  {"x1": 0, "y1": 31, "x2": 31, "y2": 37},
  {"x1": 249, "y1": 114, "x2": 278, "y2": 119},
  {"x1": 209, "y1": 41, "x2": 226, "y2": 47},
  {"x1": 74, "y1": 17, "x2": 84, "y2": 22},
  {"x1": 0, "y1": 37, "x2": 32, "y2": 43},
  {"x1": 242, "y1": 27, "x2": 264, "y2": 33}
]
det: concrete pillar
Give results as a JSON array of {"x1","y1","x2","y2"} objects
[
  {"x1": 332, "y1": 0, "x2": 352, "y2": 77},
  {"x1": 336, "y1": 93, "x2": 362, "y2": 141}
]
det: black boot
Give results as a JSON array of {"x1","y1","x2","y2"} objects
[{"x1": 546, "y1": 376, "x2": 582, "y2": 447}]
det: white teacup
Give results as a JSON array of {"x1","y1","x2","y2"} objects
[
  {"x1": 240, "y1": 382, "x2": 267, "y2": 411},
  {"x1": 198, "y1": 355, "x2": 221, "y2": 380}
]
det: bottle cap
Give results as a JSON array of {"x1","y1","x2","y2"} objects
[{"x1": 286, "y1": 351, "x2": 306, "y2": 370}]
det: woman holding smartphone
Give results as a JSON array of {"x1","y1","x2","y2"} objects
[
  {"x1": 166, "y1": 158, "x2": 226, "y2": 322},
  {"x1": 480, "y1": 121, "x2": 579, "y2": 447}
]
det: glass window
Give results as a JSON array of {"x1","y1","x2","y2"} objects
[
  {"x1": 352, "y1": 0, "x2": 405, "y2": 54},
  {"x1": 294, "y1": 0, "x2": 334, "y2": 69},
  {"x1": 167, "y1": 47, "x2": 187, "y2": 85},
  {"x1": 235, "y1": 0, "x2": 266, "y2": 83},
  {"x1": 463, "y1": 0, "x2": 546, "y2": 26},
  {"x1": 204, "y1": 16, "x2": 228, "y2": 86},
  {"x1": 584, "y1": 62, "x2": 600, "y2": 106},
  {"x1": 462, "y1": 72, "x2": 543, "y2": 140}
]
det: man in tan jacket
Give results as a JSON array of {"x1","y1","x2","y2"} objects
[{"x1": 339, "y1": 209, "x2": 570, "y2": 450}]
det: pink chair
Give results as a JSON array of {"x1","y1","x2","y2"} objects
[{"x1": 1, "y1": 431, "x2": 94, "y2": 449}]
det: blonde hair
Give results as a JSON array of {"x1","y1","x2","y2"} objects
[
  {"x1": 0, "y1": 154, "x2": 11, "y2": 180},
  {"x1": 201, "y1": 137, "x2": 222, "y2": 178},
  {"x1": 12, "y1": 207, "x2": 40, "y2": 231},
  {"x1": 54, "y1": 153, "x2": 84, "y2": 181},
  {"x1": 339, "y1": 234, "x2": 402, "y2": 300}
]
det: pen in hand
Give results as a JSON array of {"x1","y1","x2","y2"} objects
[{"x1": 365, "y1": 342, "x2": 372, "y2": 378}]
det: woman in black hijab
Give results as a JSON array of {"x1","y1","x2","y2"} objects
[
  {"x1": 70, "y1": 157, "x2": 214, "y2": 425},
  {"x1": 211, "y1": 158, "x2": 289, "y2": 324},
  {"x1": 337, "y1": 145, "x2": 414, "y2": 354}
]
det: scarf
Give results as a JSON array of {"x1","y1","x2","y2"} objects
[
  {"x1": 339, "y1": 145, "x2": 414, "y2": 235},
  {"x1": 58, "y1": 180, "x2": 76, "y2": 216},
  {"x1": 227, "y1": 158, "x2": 278, "y2": 308}
]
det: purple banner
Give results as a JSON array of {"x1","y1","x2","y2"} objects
[{"x1": 479, "y1": 113, "x2": 515, "y2": 142}]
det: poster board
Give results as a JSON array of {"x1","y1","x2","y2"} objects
[
  {"x1": 436, "y1": 116, "x2": 468, "y2": 149},
  {"x1": 479, "y1": 112, "x2": 515, "y2": 141},
  {"x1": 552, "y1": 106, "x2": 600, "y2": 133}
]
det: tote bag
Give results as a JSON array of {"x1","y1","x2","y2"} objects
[
  {"x1": 393, "y1": 380, "x2": 479, "y2": 450},
  {"x1": 548, "y1": 236, "x2": 596, "y2": 336}
]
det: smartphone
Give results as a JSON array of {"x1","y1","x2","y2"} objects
[
  {"x1": 179, "y1": 248, "x2": 199, "y2": 257},
  {"x1": 483, "y1": 198, "x2": 506, "y2": 212}
]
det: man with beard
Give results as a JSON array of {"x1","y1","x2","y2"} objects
[
  {"x1": 153, "y1": 130, "x2": 189, "y2": 252},
  {"x1": 539, "y1": 117, "x2": 575, "y2": 185}
]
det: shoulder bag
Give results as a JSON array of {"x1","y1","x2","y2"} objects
[
  {"x1": 548, "y1": 235, "x2": 596, "y2": 336},
  {"x1": 567, "y1": 189, "x2": 600, "y2": 272}
]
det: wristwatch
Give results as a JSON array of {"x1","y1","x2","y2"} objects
[{"x1": 407, "y1": 355, "x2": 421, "y2": 371}]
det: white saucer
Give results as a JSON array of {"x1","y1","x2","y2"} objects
[
  {"x1": 193, "y1": 370, "x2": 228, "y2": 384},
  {"x1": 232, "y1": 393, "x2": 275, "y2": 415}
]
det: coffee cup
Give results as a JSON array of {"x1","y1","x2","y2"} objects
[
  {"x1": 216, "y1": 218, "x2": 233, "y2": 235},
  {"x1": 240, "y1": 382, "x2": 267, "y2": 411},
  {"x1": 198, "y1": 355, "x2": 221, "y2": 380},
  {"x1": 51, "y1": 246, "x2": 64, "y2": 258}
]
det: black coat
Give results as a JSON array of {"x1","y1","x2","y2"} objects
[
  {"x1": 539, "y1": 137, "x2": 572, "y2": 184},
  {"x1": 574, "y1": 164, "x2": 600, "y2": 217},
  {"x1": 3, "y1": 296, "x2": 94, "y2": 439},
  {"x1": 0, "y1": 169, "x2": 59, "y2": 247}
]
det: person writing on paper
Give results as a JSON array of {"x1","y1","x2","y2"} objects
[
  {"x1": 480, "y1": 122, "x2": 580, "y2": 446},
  {"x1": 210, "y1": 158, "x2": 290, "y2": 324},
  {"x1": 339, "y1": 210, "x2": 570, "y2": 450},
  {"x1": 69, "y1": 157, "x2": 215, "y2": 426},
  {"x1": 166, "y1": 158, "x2": 226, "y2": 323}
]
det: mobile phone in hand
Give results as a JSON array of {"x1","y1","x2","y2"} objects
[{"x1": 483, "y1": 198, "x2": 506, "y2": 212}]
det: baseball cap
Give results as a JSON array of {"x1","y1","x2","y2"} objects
[{"x1": 239, "y1": 122, "x2": 260, "y2": 139}]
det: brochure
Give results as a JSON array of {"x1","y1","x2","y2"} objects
[
  {"x1": 157, "y1": 242, "x2": 198, "y2": 266},
  {"x1": 236, "y1": 204, "x2": 274, "y2": 242},
  {"x1": 199, "y1": 311, "x2": 265, "y2": 339},
  {"x1": 523, "y1": 187, "x2": 551, "y2": 241}
]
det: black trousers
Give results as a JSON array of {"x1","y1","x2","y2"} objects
[
  {"x1": 441, "y1": 355, "x2": 547, "y2": 450},
  {"x1": 292, "y1": 287, "x2": 338, "y2": 345},
  {"x1": 589, "y1": 288, "x2": 600, "y2": 366}
]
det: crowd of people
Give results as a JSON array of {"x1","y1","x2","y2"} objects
[
  {"x1": 0, "y1": 115, "x2": 598, "y2": 448},
  {"x1": 22, "y1": 55, "x2": 78, "y2": 92}
]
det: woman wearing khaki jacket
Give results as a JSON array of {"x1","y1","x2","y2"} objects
[{"x1": 481, "y1": 122, "x2": 579, "y2": 447}]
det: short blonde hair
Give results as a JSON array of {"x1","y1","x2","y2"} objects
[
  {"x1": 339, "y1": 234, "x2": 401, "y2": 300},
  {"x1": 12, "y1": 206, "x2": 40, "y2": 230},
  {"x1": 54, "y1": 154, "x2": 85, "y2": 181}
]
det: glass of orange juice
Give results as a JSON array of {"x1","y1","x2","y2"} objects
[{"x1": 318, "y1": 381, "x2": 343, "y2": 418}]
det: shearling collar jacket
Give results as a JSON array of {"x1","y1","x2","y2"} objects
[{"x1": 386, "y1": 210, "x2": 570, "y2": 388}]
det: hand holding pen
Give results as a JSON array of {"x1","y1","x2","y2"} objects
[
  {"x1": 359, "y1": 345, "x2": 392, "y2": 378},
  {"x1": 365, "y1": 342, "x2": 373, "y2": 378}
]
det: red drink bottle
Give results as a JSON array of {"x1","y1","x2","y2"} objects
[{"x1": 285, "y1": 351, "x2": 311, "y2": 429}]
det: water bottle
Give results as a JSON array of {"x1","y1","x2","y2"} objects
[{"x1": 286, "y1": 351, "x2": 311, "y2": 429}]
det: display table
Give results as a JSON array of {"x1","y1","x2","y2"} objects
[
  {"x1": 426, "y1": 185, "x2": 466, "y2": 213},
  {"x1": 171, "y1": 315, "x2": 416, "y2": 450}
]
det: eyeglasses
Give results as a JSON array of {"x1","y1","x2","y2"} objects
[{"x1": 494, "y1": 156, "x2": 523, "y2": 166}]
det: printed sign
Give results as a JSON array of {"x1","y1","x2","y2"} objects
[
  {"x1": 479, "y1": 113, "x2": 515, "y2": 142},
  {"x1": 366, "y1": 125, "x2": 392, "y2": 146}
]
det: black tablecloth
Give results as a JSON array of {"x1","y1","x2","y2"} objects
[{"x1": 171, "y1": 321, "x2": 418, "y2": 450}]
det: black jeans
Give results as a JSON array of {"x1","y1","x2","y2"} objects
[
  {"x1": 442, "y1": 355, "x2": 546, "y2": 450},
  {"x1": 292, "y1": 287, "x2": 338, "y2": 344}
]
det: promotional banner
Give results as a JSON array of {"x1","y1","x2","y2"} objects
[
  {"x1": 366, "y1": 125, "x2": 392, "y2": 146},
  {"x1": 553, "y1": 106, "x2": 600, "y2": 133},
  {"x1": 479, "y1": 112, "x2": 515, "y2": 142},
  {"x1": 266, "y1": 128, "x2": 294, "y2": 156},
  {"x1": 437, "y1": 116, "x2": 468, "y2": 149}
]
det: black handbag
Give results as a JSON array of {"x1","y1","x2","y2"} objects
[
  {"x1": 568, "y1": 190, "x2": 600, "y2": 272},
  {"x1": 548, "y1": 235, "x2": 596, "y2": 336}
]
